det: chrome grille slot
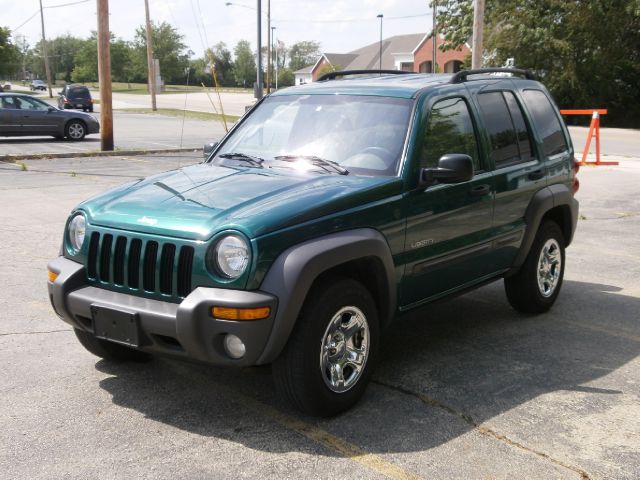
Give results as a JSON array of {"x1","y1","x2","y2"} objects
[
  {"x1": 128, "y1": 239, "x2": 142, "y2": 288},
  {"x1": 113, "y1": 236, "x2": 127, "y2": 286},
  {"x1": 99, "y1": 234, "x2": 113, "y2": 282},
  {"x1": 177, "y1": 246, "x2": 194, "y2": 298},
  {"x1": 159, "y1": 243, "x2": 176, "y2": 295},
  {"x1": 87, "y1": 232, "x2": 100, "y2": 279},
  {"x1": 143, "y1": 241, "x2": 158, "y2": 292}
]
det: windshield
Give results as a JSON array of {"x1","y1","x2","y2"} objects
[{"x1": 212, "y1": 94, "x2": 413, "y2": 176}]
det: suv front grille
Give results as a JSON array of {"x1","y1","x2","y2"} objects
[{"x1": 87, "y1": 232, "x2": 194, "y2": 299}]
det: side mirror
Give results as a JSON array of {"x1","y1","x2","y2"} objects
[
  {"x1": 47, "y1": 107, "x2": 56, "y2": 113},
  {"x1": 203, "y1": 141, "x2": 219, "y2": 160},
  {"x1": 420, "y1": 154, "x2": 474, "y2": 187}
]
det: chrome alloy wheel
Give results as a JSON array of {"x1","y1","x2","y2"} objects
[
  {"x1": 537, "y1": 238, "x2": 562, "y2": 297},
  {"x1": 320, "y1": 306, "x2": 370, "y2": 393},
  {"x1": 68, "y1": 122, "x2": 85, "y2": 139}
]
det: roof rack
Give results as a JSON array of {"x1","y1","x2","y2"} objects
[
  {"x1": 450, "y1": 68, "x2": 536, "y2": 84},
  {"x1": 317, "y1": 69, "x2": 413, "y2": 82}
]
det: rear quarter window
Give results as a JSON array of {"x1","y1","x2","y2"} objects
[{"x1": 522, "y1": 89, "x2": 568, "y2": 156}]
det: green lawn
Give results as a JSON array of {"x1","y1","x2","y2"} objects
[{"x1": 117, "y1": 107, "x2": 240, "y2": 123}]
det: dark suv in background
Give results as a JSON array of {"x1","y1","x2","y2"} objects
[{"x1": 58, "y1": 84, "x2": 94, "y2": 112}]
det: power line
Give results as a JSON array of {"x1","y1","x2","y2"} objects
[
  {"x1": 12, "y1": 0, "x2": 91, "y2": 32},
  {"x1": 274, "y1": 13, "x2": 430, "y2": 23}
]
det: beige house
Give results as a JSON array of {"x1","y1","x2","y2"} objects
[{"x1": 294, "y1": 33, "x2": 470, "y2": 84}]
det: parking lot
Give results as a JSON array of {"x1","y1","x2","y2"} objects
[{"x1": 0, "y1": 150, "x2": 638, "y2": 479}]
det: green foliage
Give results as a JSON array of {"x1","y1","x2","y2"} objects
[
  {"x1": 288, "y1": 40, "x2": 321, "y2": 72},
  {"x1": 133, "y1": 21, "x2": 189, "y2": 84},
  {"x1": 435, "y1": 0, "x2": 640, "y2": 126},
  {"x1": 0, "y1": 27, "x2": 20, "y2": 76},
  {"x1": 206, "y1": 42, "x2": 234, "y2": 86},
  {"x1": 233, "y1": 40, "x2": 256, "y2": 88},
  {"x1": 277, "y1": 67, "x2": 294, "y2": 87}
]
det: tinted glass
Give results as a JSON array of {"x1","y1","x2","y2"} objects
[
  {"x1": 15, "y1": 96, "x2": 50, "y2": 111},
  {"x1": 215, "y1": 94, "x2": 413, "y2": 177},
  {"x1": 503, "y1": 92, "x2": 534, "y2": 161},
  {"x1": 477, "y1": 92, "x2": 520, "y2": 167},
  {"x1": 422, "y1": 97, "x2": 479, "y2": 169},
  {"x1": 522, "y1": 89, "x2": 568, "y2": 156},
  {"x1": 69, "y1": 87, "x2": 90, "y2": 99}
]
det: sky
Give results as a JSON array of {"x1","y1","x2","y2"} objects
[{"x1": 2, "y1": 0, "x2": 435, "y2": 58}]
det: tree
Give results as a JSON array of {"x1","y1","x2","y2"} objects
[
  {"x1": 277, "y1": 67, "x2": 294, "y2": 87},
  {"x1": 288, "y1": 40, "x2": 321, "y2": 71},
  {"x1": 233, "y1": 40, "x2": 256, "y2": 87},
  {"x1": 316, "y1": 63, "x2": 342, "y2": 79},
  {"x1": 0, "y1": 27, "x2": 20, "y2": 77},
  {"x1": 205, "y1": 42, "x2": 234, "y2": 86},
  {"x1": 133, "y1": 21, "x2": 189, "y2": 85},
  {"x1": 72, "y1": 33, "x2": 133, "y2": 84},
  {"x1": 435, "y1": 0, "x2": 640, "y2": 126}
]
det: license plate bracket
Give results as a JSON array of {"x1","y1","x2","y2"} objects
[{"x1": 91, "y1": 305, "x2": 140, "y2": 347}]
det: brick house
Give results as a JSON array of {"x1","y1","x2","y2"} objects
[{"x1": 294, "y1": 33, "x2": 470, "y2": 85}]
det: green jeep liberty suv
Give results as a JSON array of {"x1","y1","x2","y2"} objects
[{"x1": 48, "y1": 68, "x2": 579, "y2": 416}]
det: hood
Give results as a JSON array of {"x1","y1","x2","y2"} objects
[{"x1": 80, "y1": 163, "x2": 400, "y2": 240}]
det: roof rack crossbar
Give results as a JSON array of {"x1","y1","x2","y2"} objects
[
  {"x1": 450, "y1": 68, "x2": 536, "y2": 84},
  {"x1": 317, "y1": 69, "x2": 413, "y2": 82}
]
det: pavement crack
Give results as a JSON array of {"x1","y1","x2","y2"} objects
[
  {"x1": 0, "y1": 329, "x2": 72, "y2": 337},
  {"x1": 373, "y1": 379, "x2": 591, "y2": 480}
]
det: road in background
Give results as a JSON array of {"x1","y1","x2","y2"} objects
[
  {"x1": 0, "y1": 111, "x2": 228, "y2": 156},
  {"x1": 0, "y1": 154, "x2": 638, "y2": 479}
]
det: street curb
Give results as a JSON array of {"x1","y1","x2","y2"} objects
[{"x1": 0, "y1": 147, "x2": 200, "y2": 162}]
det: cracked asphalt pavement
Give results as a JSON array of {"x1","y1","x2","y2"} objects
[{"x1": 0, "y1": 153, "x2": 638, "y2": 479}]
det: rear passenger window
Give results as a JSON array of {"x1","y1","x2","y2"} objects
[
  {"x1": 522, "y1": 90, "x2": 568, "y2": 156},
  {"x1": 477, "y1": 91, "x2": 534, "y2": 168},
  {"x1": 422, "y1": 97, "x2": 479, "y2": 170}
]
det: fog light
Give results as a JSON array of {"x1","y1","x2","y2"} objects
[{"x1": 223, "y1": 334, "x2": 246, "y2": 359}]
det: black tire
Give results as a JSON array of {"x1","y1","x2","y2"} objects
[
  {"x1": 272, "y1": 277, "x2": 379, "y2": 417},
  {"x1": 505, "y1": 221, "x2": 566, "y2": 314},
  {"x1": 74, "y1": 328, "x2": 152, "y2": 362},
  {"x1": 65, "y1": 120, "x2": 86, "y2": 141},
  {"x1": 88, "y1": 106, "x2": 94, "y2": 113}
]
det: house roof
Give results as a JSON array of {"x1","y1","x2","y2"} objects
[{"x1": 293, "y1": 65, "x2": 314, "y2": 75}]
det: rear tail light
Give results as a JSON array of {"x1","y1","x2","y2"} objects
[{"x1": 572, "y1": 157, "x2": 580, "y2": 194}]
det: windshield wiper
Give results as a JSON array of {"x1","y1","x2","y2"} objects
[
  {"x1": 218, "y1": 152, "x2": 265, "y2": 168},
  {"x1": 274, "y1": 155, "x2": 349, "y2": 175}
]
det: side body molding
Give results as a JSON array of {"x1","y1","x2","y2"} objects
[
  {"x1": 510, "y1": 184, "x2": 579, "y2": 272},
  {"x1": 256, "y1": 228, "x2": 397, "y2": 364}
]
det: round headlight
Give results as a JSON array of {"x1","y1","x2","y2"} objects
[
  {"x1": 68, "y1": 213, "x2": 86, "y2": 253},
  {"x1": 211, "y1": 234, "x2": 250, "y2": 279}
]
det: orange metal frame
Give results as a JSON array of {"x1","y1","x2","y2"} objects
[{"x1": 559, "y1": 109, "x2": 618, "y2": 166}]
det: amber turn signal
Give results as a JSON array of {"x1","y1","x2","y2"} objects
[
  {"x1": 47, "y1": 270, "x2": 58, "y2": 283},
  {"x1": 211, "y1": 306, "x2": 271, "y2": 321}
]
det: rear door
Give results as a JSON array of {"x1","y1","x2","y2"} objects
[
  {"x1": 0, "y1": 96, "x2": 23, "y2": 135},
  {"x1": 400, "y1": 93, "x2": 495, "y2": 308},
  {"x1": 469, "y1": 82, "x2": 546, "y2": 270}
]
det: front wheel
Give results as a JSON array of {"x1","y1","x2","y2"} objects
[
  {"x1": 74, "y1": 328, "x2": 152, "y2": 362},
  {"x1": 65, "y1": 120, "x2": 86, "y2": 140},
  {"x1": 505, "y1": 220, "x2": 566, "y2": 313},
  {"x1": 273, "y1": 277, "x2": 379, "y2": 417}
]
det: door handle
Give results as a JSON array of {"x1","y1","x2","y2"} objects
[
  {"x1": 528, "y1": 169, "x2": 545, "y2": 180},
  {"x1": 470, "y1": 184, "x2": 491, "y2": 196}
]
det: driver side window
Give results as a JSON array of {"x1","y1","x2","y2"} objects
[{"x1": 422, "y1": 97, "x2": 479, "y2": 170}]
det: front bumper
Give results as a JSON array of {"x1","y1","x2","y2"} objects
[{"x1": 47, "y1": 256, "x2": 277, "y2": 366}]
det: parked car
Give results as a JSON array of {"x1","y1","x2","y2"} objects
[
  {"x1": 58, "y1": 84, "x2": 94, "y2": 112},
  {"x1": 48, "y1": 68, "x2": 579, "y2": 416},
  {"x1": 30, "y1": 79, "x2": 47, "y2": 91},
  {"x1": 0, "y1": 93, "x2": 99, "y2": 140}
]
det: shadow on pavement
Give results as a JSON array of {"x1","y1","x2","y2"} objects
[{"x1": 96, "y1": 279, "x2": 639, "y2": 456}]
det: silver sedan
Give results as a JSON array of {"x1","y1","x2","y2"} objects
[{"x1": 0, "y1": 93, "x2": 100, "y2": 141}]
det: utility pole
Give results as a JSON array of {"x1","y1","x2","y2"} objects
[
  {"x1": 377, "y1": 14, "x2": 383, "y2": 71},
  {"x1": 272, "y1": 27, "x2": 277, "y2": 90},
  {"x1": 256, "y1": 0, "x2": 263, "y2": 99},
  {"x1": 144, "y1": 0, "x2": 157, "y2": 111},
  {"x1": 472, "y1": 0, "x2": 485, "y2": 69},
  {"x1": 432, "y1": 1, "x2": 437, "y2": 73},
  {"x1": 266, "y1": 0, "x2": 271, "y2": 94},
  {"x1": 97, "y1": 0, "x2": 114, "y2": 150},
  {"x1": 38, "y1": 0, "x2": 54, "y2": 98}
]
